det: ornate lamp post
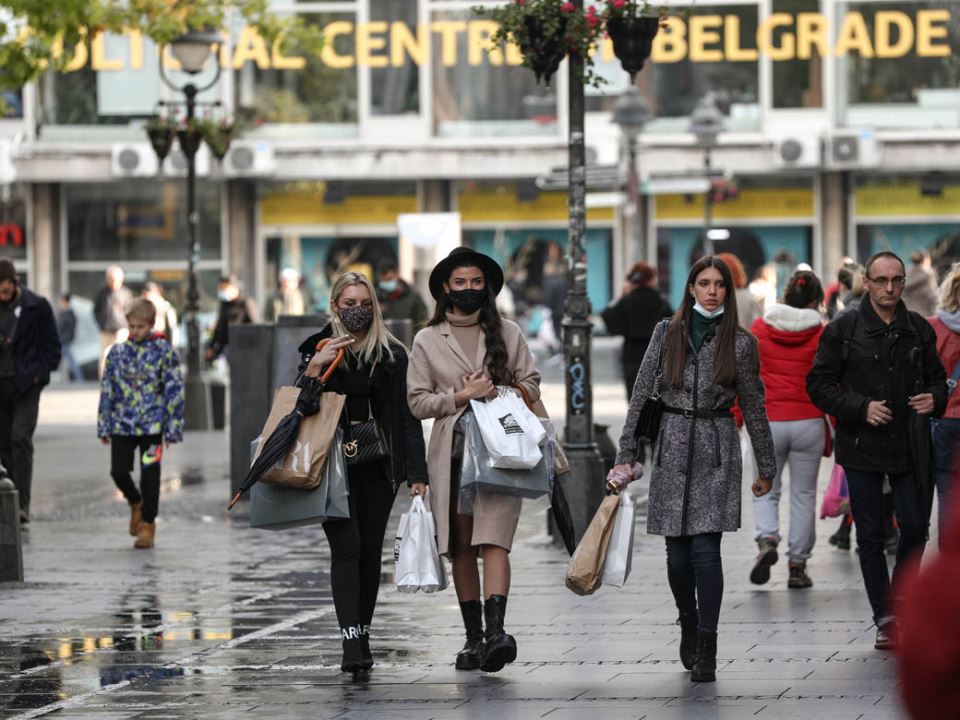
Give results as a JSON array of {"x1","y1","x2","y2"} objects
[
  {"x1": 688, "y1": 93, "x2": 724, "y2": 256},
  {"x1": 151, "y1": 29, "x2": 222, "y2": 430},
  {"x1": 611, "y1": 87, "x2": 651, "y2": 260}
]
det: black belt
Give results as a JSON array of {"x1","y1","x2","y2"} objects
[{"x1": 662, "y1": 405, "x2": 733, "y2": 419}]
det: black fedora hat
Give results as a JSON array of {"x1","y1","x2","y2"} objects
[{"x1": 428, "y1": 247, "x2": 505, "y2": 300}]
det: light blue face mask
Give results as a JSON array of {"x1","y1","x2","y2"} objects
[
  {"x1": 693, "y1": 302, "x2": 725, "y2": 319},
  {"x1": 379, "y1": 279, "x2": 399, "y2": 293}
]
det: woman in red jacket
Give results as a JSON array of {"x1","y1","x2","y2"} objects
[{"x1": 749, "y1": 270, "x2": 827, "y2": 589}]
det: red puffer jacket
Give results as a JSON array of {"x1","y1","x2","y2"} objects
[
  {"x1": 928, "y1": 312, "x2": 960, "y2": 419},
  {"x1": 751, "y1": 304, "x2": 824, "y2": 421}
]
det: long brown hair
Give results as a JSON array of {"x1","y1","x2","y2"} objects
[
  {"x1": 665, "y1": 256, "x2": 742, "y2": 389},
  {"x1": 428, "y1": 262, "x2": 512, "y2": 386}
]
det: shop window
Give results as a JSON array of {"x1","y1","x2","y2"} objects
[
  {"x1": 2, "y1": 89, "x2": 24, "y2": 119},
  {"x1": 772, "y1": 0, "x2": 823, "y2": 109},
  {"x1": 66, "y1": 181, "x2": 222, "y2": 262},
  {"x1": 0, "y1": 188, "x2": 28, "y2": 262},
  {"x1": 371, "y1": 0, "x2": 420, "y2": 116}
]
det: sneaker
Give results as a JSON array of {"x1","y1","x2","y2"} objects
[
  {"x1": 750, "y1": 538, "x2": 779, "y2": 585},
  {"x1": 874, "y1": 621, "x2": 898, "y2": 651},
  {"x1": 787, "y1": 562, "x2": 813, "y2": 589}
]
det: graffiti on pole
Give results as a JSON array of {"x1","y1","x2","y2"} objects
[{"x1": 569, "y1": 356, "x2": 586, "y2": 414}]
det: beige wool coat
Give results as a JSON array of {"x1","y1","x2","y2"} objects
[{"x1": 407, "y1": 318, "x2": 541, "y2": 556}]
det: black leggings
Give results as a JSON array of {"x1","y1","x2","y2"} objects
[
  {"x1": 322, "y1": 462, "x2": 396, "y2": 636},
  {"x1": 665, "y1": 533, "x2": 724, "y2": 632},
  {"x1": 111, "y1": 435, "x2": 163, "y2": 523}
]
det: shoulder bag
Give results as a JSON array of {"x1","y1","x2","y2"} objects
[
  {"x1": 342, "y1": 361, "x2": 390, "y2": 466},
  {"x1": 634, "y1": 319, "x2": 670, "y2": 442}
]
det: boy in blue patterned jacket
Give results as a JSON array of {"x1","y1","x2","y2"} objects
[{"x1": 98, "y1": 298, "x2": 184, "y2": 548}]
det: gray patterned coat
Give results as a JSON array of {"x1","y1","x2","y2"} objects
[{"x1": 616, "y1": 321, "x2": 777, "y2": 537}]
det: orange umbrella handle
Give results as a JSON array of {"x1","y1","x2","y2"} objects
[{"x1": 315, "y1": 338, "x2": 345, "y2": 384}]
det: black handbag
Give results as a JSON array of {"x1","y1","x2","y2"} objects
[
  {"x1": 634, "y1": 320, "x2": 670, "y2": 443},
  {"x1": 342, "y1": 361, "x2": 390, "y2": 466}
]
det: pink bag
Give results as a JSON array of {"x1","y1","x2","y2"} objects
[{"x1": 820, "y1": 464, "x2": 850, "y2": 519}]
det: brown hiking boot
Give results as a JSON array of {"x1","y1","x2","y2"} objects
[
  {"x1": 750, "y1": 537, "x2": 779, "y2": 585},
  {"x1": 134, "y1": 522, "x2": 155, "y2": 549},
  {"x1": 128, "y1": 501, "x2": 143, "y2": 536}
]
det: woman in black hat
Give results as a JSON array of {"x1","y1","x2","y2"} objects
[{"x1": 406, "y1": 248, "x2": 542, "y2": 674}]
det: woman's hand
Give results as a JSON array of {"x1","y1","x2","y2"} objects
[
  {"x1": 462, "y1": 370, "x2": 495, "y2": 400},
  {"x1": 304, "y1": 337, "x2": 354, "y2": 378},
  {"x1": 752, "y1": 477, "x2": 773, "y2": 497},
  {"x1": 409, "y1": 482, "x2": 427, "y2": 498},
  {"x1": 606, "y1": 463, "x2": 634, "y2": 494}
]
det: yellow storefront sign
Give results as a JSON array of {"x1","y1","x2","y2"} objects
[
  {"x1": 459, "y1": 189, "x2": 613, "y2": 223},
  {"x1": 261, "y1": 189, "x2": 417, "y2": 225},
  {"x1": 855, "y1": 180, "x2": 960, "y2": 217},
  {"x1": 655, "y1": 188, "x2": 815, "y2": 221}
]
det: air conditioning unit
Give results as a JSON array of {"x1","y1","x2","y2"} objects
[
  {"x1": 163, "y1": 144, "x2": 210, "y2": 178},
  {"x1": 772, "y1": 136, "x2": 820, "y2": 169},
  {"x1": 828, "y1": 129, "x2": 880, "y2": 169},
  {"x1": 222, "y1": 141, "x2": 276, "y2": 178},
  {"x1": 111, "y1": 143, "x2": 159, "y2": 178}
]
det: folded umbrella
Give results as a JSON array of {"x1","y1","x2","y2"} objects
[
  {"x1": 551, "y1": 478, "x2": 577, "y2": 556},
  {"x1": 228, "y1": 339, "x2": 344, "y2": 510}
]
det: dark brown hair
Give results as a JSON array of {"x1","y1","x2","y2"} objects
[
  {"x1": 0, "y1": 256, "x2": 16, "y2": 284},
  {"x1": 782, "y1": 270, "x2": 824, "y2": 309},
  {"x1": 665, "y1": 256, "x2": 742, "y2": 389},
  {"x1": 626, "y1": 261, "x2": 656, "y2": 287},
  {"x1": 428, "y1": 262, "x2": 511, "y2": 386}
]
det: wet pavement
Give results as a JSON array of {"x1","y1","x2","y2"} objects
[{"x1": 2, "y1": 340, "x2": 916, "y2": 719}]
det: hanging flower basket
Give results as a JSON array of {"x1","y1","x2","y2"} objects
[
  {"x1": 521, "y1": 15, "x2": 567, "y2": 86},
  {"x1": 603, "y1": 2, "x2": 662, "y2": 81},
  {"x1": 177, "y1": 121, "x2": 205, "y2": 158},
  {"x1": 144, "y1": 117, "x2": 176, "y2": 161},
  {"x1": 199, "y1": 120, "x2": 234, "y2": 160}
]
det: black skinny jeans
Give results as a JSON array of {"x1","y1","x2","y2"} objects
[
  {"x1": 322, "y1": 461, "x2": 396, "y2": 637},
  {"x1": 0, "y1": 380, "x2": 41, "y2": 513},
  {"x1": 845, "y1": 469, "x2": 928, "y2": 624},
  {"x1": 665, "y1": 533, "x2": 724, "y2": 633},
  {"x1": 110, "y1": 434, "x2": 163, "y2": 523}
]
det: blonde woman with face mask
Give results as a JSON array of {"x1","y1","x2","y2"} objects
[{"x1": 298, "y1": 272, "x2": 427, "y2": 678}]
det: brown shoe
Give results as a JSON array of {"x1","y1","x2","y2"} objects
[
  {"x1": 134, "y1": 522, "x2": 155, "y2": 549},
  {"x1": 128, "y1": 501, "x2": 143, "y2": 537}
]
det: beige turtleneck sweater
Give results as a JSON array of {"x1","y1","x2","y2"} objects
[{"x1": 446, "y1": 310, "x2": 482, "y2": 366}]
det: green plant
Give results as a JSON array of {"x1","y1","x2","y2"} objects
[
  {"x1": 196, "y1": 118, "x2": 234, "y2": 159},
  {"x1": 602, "y1": 0, "x2": 692, "y2": 22},
  {"x1": 145, "y1": 114, "x2": 178, "y2": 131},
  {"x1": 475, "y1": 0, "x2": 606, "y2": 87}
]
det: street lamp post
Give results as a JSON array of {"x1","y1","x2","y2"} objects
[
  {"x1": 157, "y1": 30, "x2": 222, "y2": 431},
  {"x1": 611, "y1": 88, "x2": 651, "y2": 261},
  {"x1": 689, "y1": 93, "x2": 724, "y2": 256}
]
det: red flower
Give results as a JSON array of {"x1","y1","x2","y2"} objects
[
  {"x1": 613, "y1": 0, "x2": 626, "y2": 7},
  {"x1": 587, "y1": 4, "x2": 597, "y2": 14},
  {"x1": 516, "y1": 0, "x2": 525, "y2": 4},
  {"x1": 561, "y1": 1, "x2": 575, "y2": 11}
]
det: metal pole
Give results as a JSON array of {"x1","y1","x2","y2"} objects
[
  {"x1": 626, "y1": 136, "x2": 643, "y2": 260},
  {"x1": 703, "y1": 146, "x2": 714, "y2": 257},
  {"x1": 559, "y1": 0, "x2": 605, "y2": 544}
]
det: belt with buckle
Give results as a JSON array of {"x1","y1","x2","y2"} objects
[{"x1": 662, "y1": 405, "x2": 733, "y2": 420}]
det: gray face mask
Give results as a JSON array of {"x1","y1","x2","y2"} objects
[{"x1": 339, "y1": 305, "x2": 374, "y2": 332}]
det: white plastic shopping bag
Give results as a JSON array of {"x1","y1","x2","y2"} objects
[
  {"x1": 394, "y1": 496, "x2": 447, "y2": 593},
  {"x1": 470, "y1": 390, "x2": 543, "y2": 470},
  {"x1": 601, "y1": 490, "x2": 636, "y2": 588}
]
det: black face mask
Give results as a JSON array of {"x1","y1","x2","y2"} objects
[{"x1": 447, "y1": 289, "x2": 486, "y2": 314}]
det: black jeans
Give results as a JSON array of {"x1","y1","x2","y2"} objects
[
  {"x1": 0, "y1": 380, "x2": 42, "y2": 514},
  {"x1": 845, "y1": 469, "x2": 928, "y2": 624},
  {"x1": 665, "y1": 533, "x2": 724, "y2": 632},
  {"x1": 322, "y1": 461, "x2": 396, "y2": 637},
  {"x1": 111, "y1": 435, "x2": 163, "y2": 523}
]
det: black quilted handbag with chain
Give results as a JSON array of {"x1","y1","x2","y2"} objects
[
  {"x1": 634, "y1": 320, "x2": 670, "y2": 443},
  {"x1": 342, "y1": 361, "x2": 390, "y2": 466}
]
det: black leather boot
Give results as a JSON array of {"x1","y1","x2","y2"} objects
[
  {"x1": 690, "y1": 630, "x2": 718, "y2": 682},
  {"x1": 481, "y1": 595, "x2": 517, "y2": 673},
  {"x1": 678, "y1": 610, "x2": 699, "y2": 670},
  {"x1": 340, "y1": 625, "x2": 365, "y2": 678},
  {"x1": 359, "y1": 625, "x2": 374, "y2": 672},
  {"x1": 456, "y1": 600, "x2": 484, "y2": 670}
]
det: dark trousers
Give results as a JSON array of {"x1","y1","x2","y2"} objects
[
  {"x1": 322, "y1": 462, "x2": 396, "y2": 636},
  {"x1": 933, "y1": 418, "x2": 960, "y2": 547},
  {"x1": 665, "y1": 533, "x2": 724, "y2": 632},
  {"x1": 111, "y1": 435, "x2": 163, "y2": 523},
  {"x1": 845, "y1": 469, "x2": 928, "y2": 624},
  {"x1": 0, "y1": 380, "x2": 42, "y2": 514}
]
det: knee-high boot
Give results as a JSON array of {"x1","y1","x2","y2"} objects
[
  {"x1": 481, "y1": 595, "x2": 517, "y2": 673},
  {"x1": 455, "y1": 600, "x2": 484, "y2": 670}
]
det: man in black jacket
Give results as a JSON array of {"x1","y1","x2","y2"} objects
[
  {"x1": 206, "y1": 275, "x2": 259, "y2": 361},
  {"x1": 0, "y1": 257, "x2": 62, "y2": 525},
  {"x1": 807, "y1": 251, "x2": 946, "y2": 651}
]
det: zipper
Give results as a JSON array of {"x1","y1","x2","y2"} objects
[{"x1": 680, "y1": 340, "x2": 700, "y2": 535}]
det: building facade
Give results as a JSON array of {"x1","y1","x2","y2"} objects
[{"x1": 1, "y1": 0, "x2": 959, "y2": 329}]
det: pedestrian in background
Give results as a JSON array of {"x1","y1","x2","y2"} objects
[
  {"x1": 807, "y1": 251, "x2": 946, "y2": 650},
  {"x1": 375, "y1": 257, "x2": 429, "y2": 333},
  {"x1": 265, "y1": 267, "x2": 307, "y2": 322},
  {"x1": 749, "y1": 263, "x2": 778, "y2": 314},
  {"x1": 299, "y1": 272, "x2": 426, "y2": 677},
  {"x1": 407, "y1": 247, "x2": 541, "y2": 675},
  {"x1": 206, "y1": 275, "x2": 258, "y2": 362},
  {"x1": 93, "y1": 265, "x2": 133, "y2": 378},
  {"x1": 142, "y1": 282, "x2": 180, "y2": 349},
  {"x1": 903, "y1": 250, "x2": 939, "y2": 318},
  {"x1": 98, "y1": 299, "x2": 184, "y2": 550},
  {"x1": 601, "y1": 261, "x2": 672, "y2": 402},
  {"x1": 826, "y1": 260, "x2": 865, "y2": 320},
  {"x1": 610, "y1": 255, "x2": 776, "y2": 683},
  {"x1": 749, "y1": 270, "x2": 826, "y2": 589},
  {"x1": 57, "y1": 293, "x2": 83, "y2": 382},
  {"x1": 716, "y1": 253, "x2": 761, "y2": 331},
  {"x1": 0, "y1": 257, "x2": 61, "y2": 526},
  {"x1": 928, "y1": 263, "x2": 960, "y2": 545}
]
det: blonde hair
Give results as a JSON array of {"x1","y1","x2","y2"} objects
[
  {"x1": 939, "y1": 264, "x2": 960, "y2": 313},
  {"x1": 329, "y1": 271, "x2": 397, "y2": 364},
  {"x1": 126, "y1": 298, "x2": 157, "y2": 325}
]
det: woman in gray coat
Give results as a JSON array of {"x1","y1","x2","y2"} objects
[{"x1": 610, "y1": 256, "x2": 776, "y2": 683}]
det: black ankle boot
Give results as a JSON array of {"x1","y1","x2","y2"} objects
[
  {"x1": 690, "y1": 630, "x2": 717, "y2": 682},
  {"x1": 359, "y1": 625, "x2": 374, "y2": 672},
  {"x1": 456, "y1": 600, "x2": 484, "y2": 670},
  {"x1": 481, "y1": 595, "x2": 517, "y2": 673},
  {"x1": 340, "y1": 625, "x2": 365, "y2": 675},
  {"x1": 678, "y1": 611, "x2": 699, "y2": 670}
]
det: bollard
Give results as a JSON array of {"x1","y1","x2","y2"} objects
[{"x1": 0, "y1": 463, "x2": 24, "y2": 582}]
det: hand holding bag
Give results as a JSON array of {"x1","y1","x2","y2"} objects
[
  {"x1": 634, "y1": 319, "x2": 670, "y2": 443},
  {"x1": 600, "y1": 490, "x2": 636, "y2": 588},
  {"x1": 395, "y1": 495, "x2": 447, "y2": 593},
  {"x1": 470, "y1": 391, "x2": 543, "y2": 470},
  {"x1": 566, "y1": 494, "x2": 620, "y2": 596}
]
